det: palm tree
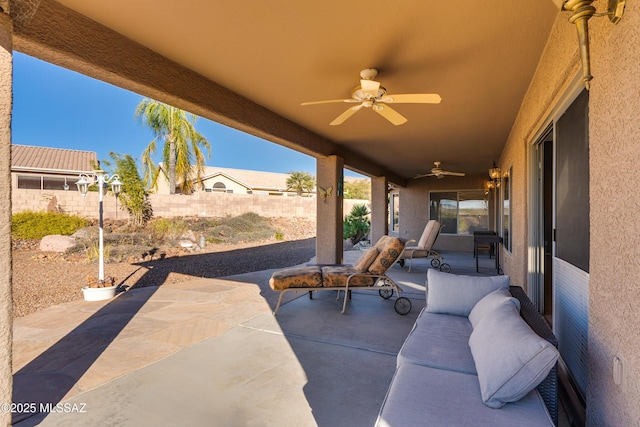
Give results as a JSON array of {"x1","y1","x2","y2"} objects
[
  {"x1": 135, "y1": 99, "x2": 211, "y2": 194},
  {"x1": 286, "y1": 171, "x2": 315, "y2": 196}
]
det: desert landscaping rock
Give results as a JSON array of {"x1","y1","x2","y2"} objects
[
  {"x1": 13, "y1": 217, "x2": 317, "y2": 318},
  {"x1": 39, "y1": 235, "x2": 76, "y2": 252}
]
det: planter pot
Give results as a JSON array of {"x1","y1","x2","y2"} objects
[{"x1": 82, "y1": 284, "x2": 117, "y2": 301}]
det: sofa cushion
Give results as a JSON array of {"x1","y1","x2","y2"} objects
[
  {"x1": 321, "y1": 266, "x2": 376, "y2": 288},
  {"x1": 376, "y1": 364, "x2": 554, "y2": 427},
  {"x1": 368, "y1": 237, "x2": 404, "y2": 275},
  {"x1": 268, "y1": 266, "x2": 322, "y2": 291},
  {"x1": 468, "y1": 288, "x2": 520, "y2": 329},
  {"x1": 425, "y1": 269, "x2": 510, "y2": 317},
  {"x1": 397, "y1": 309, "x2": 476, "y2": 374},
  {"x1": 352, "y1": 247, "x2": 380, "y2": 273},
  {"x1": 469, "y1": 301, "x2": 560, "y2": 408}
]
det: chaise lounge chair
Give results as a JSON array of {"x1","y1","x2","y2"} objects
[
  {"x1": 269, "y1": 235, "x2": 411, "y2": 315},
  {"x1": 398, "y1": 219, "x2": 450, "y2": 272}
]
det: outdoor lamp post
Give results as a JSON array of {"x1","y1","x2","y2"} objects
[{"x1": 76, "y1": 170, "x2": 122, "y2": 282}]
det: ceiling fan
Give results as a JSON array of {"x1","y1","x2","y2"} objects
[
  {"x1": 415, "y1": 162, "x2": 465, "y2": 179},
  {"x1": 301, "y1": 68, "x2": 441, "y2": 126}
]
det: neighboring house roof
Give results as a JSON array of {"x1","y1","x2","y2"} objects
[
  {"x1": 11, "y1": 145, "x2": 97, "y2": 174},
  {"x1": 158, "y1": 163, "x2": 368, "y2": 193},
  {"x1": 201, "y1": 166, "x2": 365, "y2": 190},
  {"x1": 201, "y1": 167, "x2": 291, "y2": 191}
]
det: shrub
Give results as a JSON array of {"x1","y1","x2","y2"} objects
[
  {"x1": 221, "y1": 212, "x2": 265, "y2": 232},
  {"x1": 107, "y1": 152, "x2": 153, "y2": 227},
  {"x1": 12, "y1": 211, "x2": 88, "y2": 240},
  {"x1": 150, "y1": 218, "x2": 188, "y2": 241},
  {"x1": 343, "y1": 204, "x2": 371, "y2": 245},
  {"x1": 206, "y1": 213, "x2": 276, "y2": 243}
]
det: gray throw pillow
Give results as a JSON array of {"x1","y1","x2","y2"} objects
[
  {"x1": 469, "y1": 301, "x2": 560, "y2": 408},
  {"x1": 425, "y1": 269, "x2": 510, "y2": 317},
  {"x1": 468, "y1": 288, "x2": 520, "y2": 328}
]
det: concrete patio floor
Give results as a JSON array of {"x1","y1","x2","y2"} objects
[{"x1": 12, "y1": 251, "x2": 521, "y2": 426}]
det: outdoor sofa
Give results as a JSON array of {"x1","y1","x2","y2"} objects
[{"x1": 376, "y1": 269, "x2": 560, "y2": 426}]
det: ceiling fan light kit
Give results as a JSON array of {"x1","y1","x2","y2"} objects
[{"x1": 302, "y1": 68, "x2": 441, "y2": 126}]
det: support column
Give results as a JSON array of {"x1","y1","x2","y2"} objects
[
  {"x1": 0, "y1": 10, "x2": 13, "y2": 426},
  {"x1": 370, "y1": 176, "x2": 388, "y2": 244},
  {"x1": 316, "y1": 155, "x2": 343, "y2": 264}
]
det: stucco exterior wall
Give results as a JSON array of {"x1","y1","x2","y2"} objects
[
  {"x1": 500, "y1": 8, "x2": 582, "y2": 291},
  {"x1": 0, "y1": 12, "x2": 12, "y2": 426},
  {"x1": 199, "y1": 175, "x2": 250, "y2": 194},
  {"x1": 398, "y1": 173, "x2": 488, "y2": 254},
  {"x1": 586, "y1": 1, "x2": 640, "y2": 424},
  {"x1": 503, "y1": 1, "x2": 640, "y2": 424}
]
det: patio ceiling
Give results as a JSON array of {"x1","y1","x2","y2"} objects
[{"x1": 16, "y1": 0, "x2": 558, "y2": 182}]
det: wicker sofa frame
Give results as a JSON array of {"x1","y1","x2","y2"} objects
[{"x1": 509, "y1": 285, "x2": 559, "y2": 425}]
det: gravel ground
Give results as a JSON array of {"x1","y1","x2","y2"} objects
[{"x1": 12, "y1": 220, "x2": 316, "y2": 318}]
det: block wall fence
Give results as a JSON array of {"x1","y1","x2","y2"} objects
[{"x1": 11, "y1": 188, "x2": 369, "y2": 221}]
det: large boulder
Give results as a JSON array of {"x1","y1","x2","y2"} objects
[
  {"x1": 71, "y1": 227, "x2": 97, "y2": 239},
  {"x1": 40, "y1": 235, "x2": 76, "y2": 253}
]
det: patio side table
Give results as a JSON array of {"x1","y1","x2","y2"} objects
[{"x1": 474, "y1": 235, "x2": 503, "y2": 274}]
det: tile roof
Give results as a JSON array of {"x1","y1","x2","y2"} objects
[
  {"x1": 201, "y1": 166, "x2": 366, "y2": 191},
  {"x1": 12, "y1": 145, "x2": 97, "y2": 173},
  {"x1": 202, "y1": 167, "x2": 290, "y2": 190}
]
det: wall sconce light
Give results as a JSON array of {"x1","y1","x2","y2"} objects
[
  {"x1": 552, "y1": 0, "x2": 625, "y2": 90},
  {"x1": 487, "y1": 162, "x2": 501, "y2": 190}
]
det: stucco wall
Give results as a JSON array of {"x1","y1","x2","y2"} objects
[
  {"x1": 503, "y1": 1, "x2": 640, "y2": 424},
  {"x1": 200, "y1": 175, "x2": 251, "y2": 194},
  {"x1": 0, "y1": 12, "x2": 12, "y2": 427},
  {"x1": 398, "y1": 173, "x2": 488, "y2": 254},
  {"x1": 586, "y1": 1, "x2": 640, "y2": 424}
]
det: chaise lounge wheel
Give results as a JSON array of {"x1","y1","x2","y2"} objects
[
  {"x1": 439, "y1": 263, "x2": 451, "y2": 273},
  {"x1": 394, "y1": 297, "x2": 412, "y2": 315},
  {"x1": 431, "y1": 258, "x2": 441, "y2": 268},
  {"x1": 379, "y1": 288, "x2": 394, "y2": 299}
]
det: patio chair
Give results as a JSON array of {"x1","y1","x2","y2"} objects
[
  {"x1": 398, "y1": 220, "x2": 450, "y2": 272},
  {"x1": 269, "y1": 235, "x2": 412, "y2": 315}
]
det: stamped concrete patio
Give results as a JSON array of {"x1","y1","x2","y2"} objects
[{"x1": 12, "y1": 251, "x2": 510, "y2": 426}]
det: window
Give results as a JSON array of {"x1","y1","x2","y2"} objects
[
  {"x1": 17, "y1": 174, "x2": 74, "y2": 190},
  {"x1": 429, "y1": 190, "x2": 489, "y2": 235},
  {"x1": 502, "y1": 168, "x2": 512, "y2": 252},
  {"x1": 212, "y1": 182, "x2": 227, "y2": 192},
  {"x1": 17, "y1": 175, "x2": 41, "y2": 190},
  {"x1": 390, "y1": 193, "x2": 399, "y2": 232}
]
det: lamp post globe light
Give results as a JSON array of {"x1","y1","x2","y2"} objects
[{"x1": 76, "y1": 170, "x2": 122, "y2": 283}]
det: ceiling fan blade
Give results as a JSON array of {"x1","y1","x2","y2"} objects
[
  {"x1": 373, "y1": 104, "x2": 407, "y2": 126},
  {"x1": 441, "y1": 171, "x2": 466, "y2": 176},
  {"x1": 330, "y1": 104, "x2": 363, "y2": 126},
  {"x1": 301, "y1": 99, "x2": 356, "y2": 106},
  {"x1": 414, "y1": 173, "x2": 435, "y2": 179},
  {"x1": 379, "y1": 94, "x2": 442, "y2": 104}
]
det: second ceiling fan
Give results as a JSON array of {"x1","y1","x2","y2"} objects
[
  {"x1": 415, "y1": 162, "x2": 465, "y2": 179},
  {"x1": 301, "y1": 69, "x2": 441, "y2": 126}
]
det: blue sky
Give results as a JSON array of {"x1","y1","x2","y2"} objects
[{"x1": 11, "y1": 52, "x2": 354, "y2": 176}]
